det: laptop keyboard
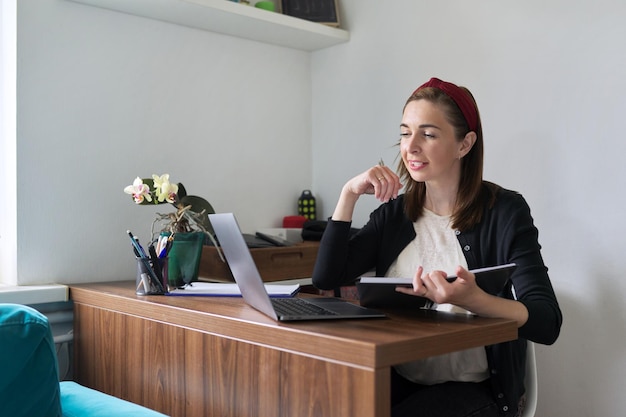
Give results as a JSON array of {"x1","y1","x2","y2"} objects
[{"x1": 271, "y1": 298, "x2": 339, "y2": 317}]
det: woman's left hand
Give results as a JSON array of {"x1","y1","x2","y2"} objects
[
  {"x1": 396, "y1": 265, "x2": 530, "y2": 327},
  {"x1": 395, "y1": 265, "x2": 483, "y2": 306}
]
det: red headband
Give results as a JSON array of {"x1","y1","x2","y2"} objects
[{"x1": 413, "y1": 78, "x2": 478, "y2": 133}]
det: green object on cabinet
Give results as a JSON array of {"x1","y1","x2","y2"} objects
[{"x1": 163, "y1": 232, "x2": 205, "y2": 288}]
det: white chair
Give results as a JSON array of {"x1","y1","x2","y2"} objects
[{"x1": 520, "y1": 341, "x2": 537, "y2": 417}]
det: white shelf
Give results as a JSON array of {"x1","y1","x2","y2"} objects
[
  {"x1": 68, "y1": 0, "x2": 350, "y2": 51},
  {"x1": 0, "y1": 284, "x2": 69, "y2": 305}
]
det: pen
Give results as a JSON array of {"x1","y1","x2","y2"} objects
[
  {"x1": 159, "y1": 234, "x2": 174, "y2": 259},
  {"x1": 157, "y1": 235, "x2": 169, "y2": 258},
  {"x1": 156, "y1": 235, "x2": 165, "y2": 256},
  {"x1": 127, "y1": 230, "x2": 147, "y2": 258},
  {"x1": 148, "y1": 244, "x2": 164, "y2": 283},
  {"x1": 378, "y1": 158, "x2": 385, "y2": 167}
]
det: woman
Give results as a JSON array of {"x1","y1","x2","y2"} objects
[{"x1": 312, "y1": 77, "x2": 562, "y2": 417}]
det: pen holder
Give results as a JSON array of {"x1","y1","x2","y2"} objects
[{"x1": 136, "y1": 257, "x2": 168, "y2": 295}]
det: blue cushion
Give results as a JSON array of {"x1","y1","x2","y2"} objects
[
  {"x1": 60, "y1": 381, "x2": 169, "y2": 416},
  {"x1": 0, "y1": 303, "x2": 62, "y2": 417}
]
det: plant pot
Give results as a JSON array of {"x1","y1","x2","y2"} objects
[{"x1": 162, "y1": 231, "x2": 204, "y2": 288}]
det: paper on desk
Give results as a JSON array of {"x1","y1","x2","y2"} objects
[{"x1": 166, "y1": 282, "x2": 300, "y2": 297}]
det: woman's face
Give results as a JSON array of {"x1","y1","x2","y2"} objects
[{"x1": 400, "y1": 99, "x2": 470, "y2": 188}]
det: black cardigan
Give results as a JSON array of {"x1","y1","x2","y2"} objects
[{"x1": 312, "y1": 185, "x2": 562, "y2": 416}]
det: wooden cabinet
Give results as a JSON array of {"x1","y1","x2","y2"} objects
[{"x1": 199, "y1": 241, "x2": 319, "y2": 282}]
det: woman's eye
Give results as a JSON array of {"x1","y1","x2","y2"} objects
[
  {"x1": 423, "y1": 132, "x2": 436, "y2": 139},
  {"x1": 400, "y1": 132, "x2": 411, "y2": 138}
]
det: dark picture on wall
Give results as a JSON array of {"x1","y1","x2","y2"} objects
[{"x1": 281, "y1": 0, "x2": 340, "y2": 27}]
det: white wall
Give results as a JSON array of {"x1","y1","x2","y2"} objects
[
  {"x1": 15, "y1": 0, "x2": 312, "y2": 284},
  {"x1": 312, "y1": 1, "x2": 626, "y2": 416}
]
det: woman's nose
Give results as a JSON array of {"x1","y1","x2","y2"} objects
[{"x1": 403, "y1": 135, "x2": 421, "y2": 153}]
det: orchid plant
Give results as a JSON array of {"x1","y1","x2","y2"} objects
[
  {"x1": 125, "y1": 174, "x2": 179, "y2": 205},
  {"x1": 124, "y1": 174, "x2": 219, "y2": 250}
]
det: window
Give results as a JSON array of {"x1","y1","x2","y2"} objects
[{"x1": 1, "y1": 0, "x2": 17, "y2": 285}]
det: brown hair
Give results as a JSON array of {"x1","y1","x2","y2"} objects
[{"x1": 397, "y1": 85, "x2": 496, "y2": 231}]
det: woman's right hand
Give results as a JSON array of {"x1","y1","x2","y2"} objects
[
  {"x1": 332, "y1": 164, "x2": 403, "y2": 222},
  {"x1": 343, "y1": 164, "x2": 403, "y2": 203}
]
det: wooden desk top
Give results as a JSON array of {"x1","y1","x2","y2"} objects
[{"x1": 70, "y1": 281, "x2": 517, "y2": 369}]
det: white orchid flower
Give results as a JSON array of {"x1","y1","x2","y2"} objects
[
  {"x1": 153, "y1": 174, "x2": 178, "y2": 203},
  {"x1": 123, "y1": 177, "x2": 153, "y2": 204}
]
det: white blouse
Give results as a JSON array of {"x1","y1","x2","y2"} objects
[{"x1": 386, "y1": 209, "x2": 489, "y2": 385}]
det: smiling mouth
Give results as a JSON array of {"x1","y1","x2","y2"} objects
[{"x1": 408, "y1": 161, "x2": 427, "y2": 169}]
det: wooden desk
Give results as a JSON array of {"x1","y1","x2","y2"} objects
[{"x1": 70, "y1": 281, "x2": 517, "y2": 417}]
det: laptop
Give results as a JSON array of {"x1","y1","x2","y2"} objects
[{"x1": 209, "y1": 213, "x2": 386, "y2": 321}]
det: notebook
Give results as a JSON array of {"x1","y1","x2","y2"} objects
[
  {"x1": 357, "y1": 263, "x2": 517, "y2": 309},
  {"x1": 209, "y1": 213, "x2": 386, "y2": 321}
]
